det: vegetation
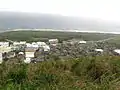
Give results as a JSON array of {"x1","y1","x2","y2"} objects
[
  {"x1": 0, "y1": 31, "x2": 120, "y2": 89},
  {"x1": 0, "y1": 31, "x2": 118, "y2": 42},
  {"x1": 0, "y1": 56, "x2": 120, "y2": 90}
]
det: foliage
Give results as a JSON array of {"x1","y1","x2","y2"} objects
[{"x1": 0, "y1": 56, "x2": 120, "y2": 89}]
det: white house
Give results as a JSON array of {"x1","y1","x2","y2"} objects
[
  {"x1": 32, "y1": 42, "x2": 36, "y2": 45},
  {"x1": 20, "y1": 41, "x2": 26, "y2": 45},
  {"x1": 31, "y1": 44, "x2": 39, "y2": 49},
  {"x1": 95, "y1": 49, "x2": 103, "y2": 52},
  {"x1": 0, "y1": 46, "x2": 12, "y2": 53},
  {"x1": 13, "y1": 42, "x2": 20, "y2": 46},
  {"x1": 25, "y1": 52, "x2": 35, "y2": 58},
  {"x1": 37, "y1": 42, "x2": 46, "y2": 47},
  {"x1": 114, "y1": 49, "x2": 120, "y2": 54},
  {"x1": 4, "y1": 42, "x2": 9, "y2": 47},
  {"x1": 49, "y1": 39, "x2": 58, "y2": 45},
  {"x1": 0, "y1": 53, "x2": 3, "y2": 64},
  {"x1": 25, "y1": 49, "x2": 34, "y2": 64},
  {"x1": 43, "y1": 45, "x2": 50, "y2": 52},
  {"x1": 26, "y1": 43, "x2": 32, "y2": 47},
  {"x1": 0, "y1": 42, "x2": 9, "y2": 47},
  {"x1": 25, "y1": 47, "x2": 36, "y2": 58},
  {"x1": 79, "y1": 40, "x2": 87, "y2": 44}
]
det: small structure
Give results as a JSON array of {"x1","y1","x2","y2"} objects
[
  {"x1": 43, "y1": 45, "x2": 50, "y2": 52},
  {"x1": 114, "y1": 49, "x2": 120, "y2": 55},
  {"x1": 0, "y1": 46, "x2": 12, "y2": 53},
  {"x1": 37, "y1": 42, "x2": 47, "y2": 47},
  {"x1": 26, "y1": 43, "x2": 32, "y2": 47},
  {"x1": 25, "y1": 47, "x2": 36, "y2": 63},
  {"x1": 79, "y1": 40, "x2": 87, "y2": 44},
  {"x1": 13, "y1": 42, "x2": 20, "y2": 46},
  {"x1": 32, "y1": 44, "x2": 39, "y2": 49},
  {"x1": 0, "y1": 52, "x2": 3, "y2": 64},
  {"x1": 25, "y1": 52, "x2": 35, "y2": 58},
  {"x1": 32, "y1": 42, "x2": 36, "y2": 45},
  {"x1": 49, "y1": 39, "x2": 58, "y2": 46},
  {"x1": 20, "y1": 41, "x2": 26, "y2": 45},
  {"x1": 95, "y1": 49, "x2": 103, "y2": 52},
  {"x1": 0, "y1": 42, "x2": 9, "y2": 47}
]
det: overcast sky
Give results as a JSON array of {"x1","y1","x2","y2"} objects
[{"x1": 0, "y1": 0, "x2": 120, "y2": 22}]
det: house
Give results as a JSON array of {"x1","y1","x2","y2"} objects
[
  {"x1": 25, "y1": 52, "x2": 35, "y2": 58},
  {"x1": 32, "y1": 42, "x2": 36, "y2": 45},
  {"x1": 20, "y1": 41, "x2": 26, "y2": 45},
  {"x1": 37, "y1": 42, "x2": 47, "y2": 47},
  {"x1": 4, "y1": 42, "x2": 9, "y2": 47},
  {"x1": 79, "y1": 40, "x2": 87, "y2": 44},
  {"x1": 0, "y1": 46, "x2": 12, "y2": 53},
  {"x1": 95, "y1": 49, "x2": 103, "y2": 52},
  {"x1": 0, "y1": 53, "x2": 3, "y2": 64},
  {"x1": 25, "y1": 47, "x2": 37, "y2": 58},
  {"x1": 31, "y1": 44, "x2": 39, "y2": 49},
  {"x1": 66, "y1": 39, "x2": 79, "y2": 45},
  {"x1": 49, "y1": 39, "x2": 58, "y2": 45},
  {"x1": 43, "y1": 45, "x2": 50, "y2": 52},
  {"x1": 0, "y1": 42, "x2": 9, "y2": 47},
  {"x1": 26, "y1": 43, "x2": 32, "y2": 47},
  {"x1": 25, "y1": 48, "x2": 35, "y2": 63},
  {"x1": 114, "y1": 49, "x2": 120, "y2": 55},
  {"x1": 13, "y1": 42, "x2": 20, "y2": 46}
]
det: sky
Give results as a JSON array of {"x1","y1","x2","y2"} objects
[{"x1": 0, "y1": 0, "x2": 120, "y2": 22}]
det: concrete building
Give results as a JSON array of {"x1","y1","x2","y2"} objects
[
  {"x1": 20, "y1": 41, "x2": 26, "y2": 45},
  {"x1": 114, "y1": 49, "x2": 120, "y2": 54},
  {"x1": 79, "y1": 40, "x2": 87, "y2": 44},
  {"x1": 49, "y1": 39, "x2": 58, "y2": 45},
  {"x1": 0, "y1": 42, "x2": 9, "y2": 47},
  {"x1": 13, "y1": 42, "x2": 20, "y2": 46},
  {"x1": 43, "y1": 45, "x2": 50, "y2": 52},
  {"x1": 37, "y1": 42, "x2": 47, "y2": 47},
  {"x1": 0, "y1": 53, "x2": 3, "y2": 64},
  {"x1": 95, "y1": 49, "x2": 103, "y2": 52},
  {"x1": 0, "y1": 46, "x2": 12, "y2": 53}
]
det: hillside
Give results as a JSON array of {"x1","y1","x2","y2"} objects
[
  {"x1": 0, "y1": 11, "x2": 120, "y2": 32},
  {"x1": 1, "y1": 56, "x2": 120, "y2": 89}
]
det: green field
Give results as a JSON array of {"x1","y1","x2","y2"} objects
[{"x1": 0, "y1": 31, "x2": 118, "y2": 42}]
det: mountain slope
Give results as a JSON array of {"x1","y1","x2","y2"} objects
[{"x1": 0, "y1": 11, "x2": 120, "y2": 32}]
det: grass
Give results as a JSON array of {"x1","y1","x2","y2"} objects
[
  {"x1": 0, "y1": 56, "x2": 120, "y2": 89},
  {"x1": 0, "y1": 31, "x2": 117, "y2": 42}
]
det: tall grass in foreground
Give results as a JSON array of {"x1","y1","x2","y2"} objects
[{"x1": 0, "y1": 56, "x2": 120, "y2": 90}]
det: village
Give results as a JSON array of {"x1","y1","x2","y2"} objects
[{"x1": 0, "y1": 38, "x2": 120, "y2": 64}]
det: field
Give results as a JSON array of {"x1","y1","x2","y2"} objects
[{"x1": 0, "y1": 30, "x2": 118, "y2": 42}]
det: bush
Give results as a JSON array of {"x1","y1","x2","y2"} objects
[{"x1": 0, "y1": 56, "x2": 120, "y2": 89}]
